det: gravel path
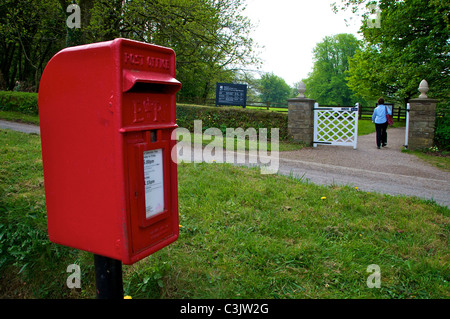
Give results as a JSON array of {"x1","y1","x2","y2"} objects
[
  {"x1": 1, "y1": 120, "x2": 448, "y2": 207},
  {"x1": 0, "y1": 119, "x2": 40, "y2": 134},
  {"x1": 277, "y1": 127, "x2": 450, "y2": 208}
]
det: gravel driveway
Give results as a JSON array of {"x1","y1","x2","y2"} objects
[
  {"x1": 180, "y1": 126, "x2": 450, "y2": 208},
  {"x1": 278, "y1": 127, "x2": 450, "y2": 208},
  {"x1": 2, "y1": 120, "x2": 448, "y2": 207}
]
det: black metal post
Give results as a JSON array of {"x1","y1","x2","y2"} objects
[{"x1": 94, "y1": 254, "x2": 123, "y2": 299}]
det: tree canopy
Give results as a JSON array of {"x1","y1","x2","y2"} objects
[
  {"x1": 333, "y1": 0, "x2": 450, "y2": 103},
  {"x1": 257, "y1": 72, "x2": 292, "y2": 104},
  {"x1": 0, "y1": 0, "x2": 259, "y2": 101},
  {"x1": 303, "y1": 33, "x2": 361, "y2": 106}
]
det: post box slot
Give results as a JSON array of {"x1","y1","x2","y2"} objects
[
  {"x1": 126, "y1": 82, "x2": 179, "y2": 94},
  {"x1": 123, "y1": 70, "x2": 181, "y2": 93}
]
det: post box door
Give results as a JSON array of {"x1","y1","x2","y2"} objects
[{"x1": 125, "y1": 129, "x2": 177, "y2": 256}]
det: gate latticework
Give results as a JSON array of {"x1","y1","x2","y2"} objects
[{"x1": 313, "y1": 103, "x2": 359, "y2": 149}]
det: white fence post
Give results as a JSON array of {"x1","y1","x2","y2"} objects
[
  {"x1": 353, "y1": 103, "x2": 359, "y2": 150},
  {"x1": 313, "y1": 102, "x2": 319, "y2": 148},
  {"x1": 404, "y1": 103, "x2": 410, "y2": 149}
]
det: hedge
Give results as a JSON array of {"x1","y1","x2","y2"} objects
[
  {"x1": 0, "y1": 91, "x2": 289, "y2": 140},
  {"x1": 176, "y1": 104, "x2": 289, "y2": 141},
  {"x1": 435, "y1": 101, "x2": 450, "y2": 151},
  {"x1": 0, "y1": 91, "x2": 39, "y2": 115}
]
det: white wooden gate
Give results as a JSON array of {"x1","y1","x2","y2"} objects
[{"x1": 313, "y1": 103, "x2": 359, "y2": 149}]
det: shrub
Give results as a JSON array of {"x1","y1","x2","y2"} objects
[
  {"x1": 176, "y1": 104, "x2": 289, "y2": 141},
  {"x1": 435, "y1": 101, "x2": 450, "y2": 151},
  {"x1": 0, "y1": 91, "x2": 39, "y2": 115}
]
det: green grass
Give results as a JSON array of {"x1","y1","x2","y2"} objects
[
  {"x1": 358, "y1": 119, "x2": 376, "y2": 136},
  {"x1": 1, "y1": 129, "x2": 449, "y2": 299},
  {"x1": 403, "y1": 149, "x2": 450, "y2": 172},
  {"x1": 358, "y1": 119, "x2": 406, "y2": 136},
  {"x1": 0, "y1": 110, "x2": 40, "y2": 125},
  {"x1": 246, "y1": 106, "x2": 288, "y2": 113},
  {"x1": 0, "y1": 129, "x2": 80, "y2": 298}
]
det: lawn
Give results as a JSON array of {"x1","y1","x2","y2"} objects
[
  {"x1": 0, "y1": 129, "x2": 449, "y2": 299},
  {"x1": 358, "y1": 119, "x2": 406, "y2": 136}
]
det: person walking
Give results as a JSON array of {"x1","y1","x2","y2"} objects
[{"x1": 372, "y1": 98, "x2": 392, "y2": 149}]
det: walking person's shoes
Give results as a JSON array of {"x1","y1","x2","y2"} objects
[{"x1": 382, "y1": 143, "x2": 387, "y2": 147}]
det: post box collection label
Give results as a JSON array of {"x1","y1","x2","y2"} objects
[{"x1": 143, "y1": 149, "x2": 165, "y2": 218}]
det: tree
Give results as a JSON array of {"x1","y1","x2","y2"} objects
[
  {"x1": 303, "y1": 33, "x2": 361, "y2": 106},
  {"x1": 58, "y1": 0, "x2": 95, "y2": 47},
  {"x1": 82, "y1": 0, "x2": 259, "y2": 102},
  {"x1": 159, "y1": 0, "x2": 257, "y2": 102},
  {"x1": 334, "y1": 0, "x2": 450, "y2": 103},
  {"x1": 0, "y1": 0, "x2": 65, "y2": 91},
  {"x1": 0, "y1": 0, "x2": 259, "y2": 97},
  {"x1": 257, "y1": 72, "x2": 292, "y2": 104}
]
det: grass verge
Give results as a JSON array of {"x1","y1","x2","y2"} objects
[
  {"x1": 403, "y1": 149, "x2": 450, "y2": 172},
  {"x1": 0, "y1": 129, "x2": 449, "y2": 299},
  {"x1": 0, "y1": 111, "x2": 40, "y2": 126}
]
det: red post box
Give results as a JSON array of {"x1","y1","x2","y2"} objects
[{"x1": 39, "y1": 38, "x2": 181, "y2": 265}]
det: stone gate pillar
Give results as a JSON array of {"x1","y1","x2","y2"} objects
[
  {"x1": 408, "y1": 80, "x2": 437, "y2": 150},
  {"x1": 287, "y1": 82, "x2": 315, "y2": 145}
]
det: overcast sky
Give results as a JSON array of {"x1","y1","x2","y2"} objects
[{"x1": 243, "y1": 0, "x2": 363, "y2": 86}]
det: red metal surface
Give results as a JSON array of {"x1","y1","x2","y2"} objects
[{"x1": 39, "y1": 38, "x2": 181, "y2": 265}]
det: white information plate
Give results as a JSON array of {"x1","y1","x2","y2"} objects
[{"x1": 143, "y1": 149, "x2": 164, "y2": 218}]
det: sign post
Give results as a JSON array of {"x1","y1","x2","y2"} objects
[{"x1": 94, "y1": 255, "x2": 123, "y2": 299}]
